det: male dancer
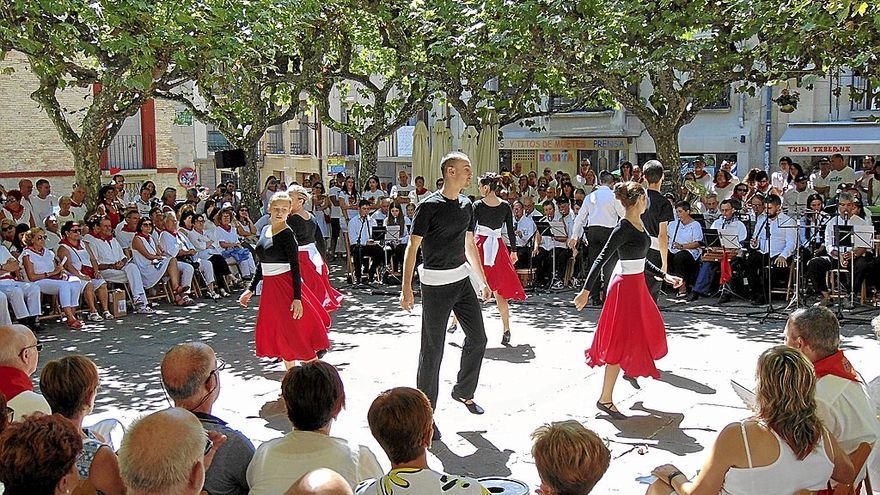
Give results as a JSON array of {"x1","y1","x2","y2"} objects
[
  {"x1": 641, "y1": 160, "x2": 674, "y2": 300},
  {"x1": 400, "y1": 151, "x2": 491, "y2": 439}
]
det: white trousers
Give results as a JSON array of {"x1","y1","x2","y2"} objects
[
  {"x1": 34, "y1": 278, "x2": 84, "y2": 309},
  {"x1": 101, "y1": 264, "x2": 147, "y2": 302},
  {"x1": 195, "y1": 259, "x2": 215, "y2": 285},
  {"x1": 0, "y1": 280, "x2": 42, "y2": 319},
  {"x1": 227, "y1": 256, "x2": 256, "y2": 277},
  {"x1": 178, "y1": 261, "x2": 194, "y2": 289}
]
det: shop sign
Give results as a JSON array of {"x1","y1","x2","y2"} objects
[
  {"x1": 501, "y1": 137, "x2": 627, "y2": 150},
  {"x1": 784, "y1": 145, "x2": 852, "y2": 154}
]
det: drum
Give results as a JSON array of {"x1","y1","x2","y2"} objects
[
  {"x1": 478, "y1": 477, "x2": 530, "y2": 495},
  {"x1": 516, "y1": 268, "x2": 535, "y2": 287}
]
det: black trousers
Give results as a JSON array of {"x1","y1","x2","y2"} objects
[
  {"x1": 208, "y1": 254, "x2": 232, "y2": 290},
  {"x1": 645, "y1": 248, "x2": 663, "y2": 300},
  {"x1": 534, "y1": 247, "x2": 571, "y2": 286},
  {"x1": 389, "y1": 243, "x2": 406, "y2": 272},
  {"x1": 350, "y1": 244, "x2": 383, "y2": 281},
  {"x1": 586, "y1": 226, "x2": 614, "y2": 296},
  {"x1": 418, "y1": 277, "x2": 487, "y2": 409},
  {"x1": 668, "y1": 250, "x2": 700, "y2": 290},
  {"x1": 514, "y1": 246, "x2": 532, "y2": 270},
  {"x1": 745, "y1": 251, "x2": 792, "y2": 300},
  {"x1": 806, "y1": 253, "x2": 872, "y2": 294}
]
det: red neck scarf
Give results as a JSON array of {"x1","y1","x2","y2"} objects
[
  {"x1": 60, "y1": 238, "x2": 80, "y2": 250},
  {"x1": 71, "y1": 200, "x2": 83, "y2": 208},
  {"x1": 136, "y1": 232, "x2": 152, "y2": 241},
  {"x1": 4, "y1": 205, "x2": 24, "y2": 220},
  {"x1": 813, "y1": 350, "x2": 860, "y2": 383},
  {"x1": 122, "y1": 224, "x2": 137, "y2": 233},
  {"x1": 28, "y1": 246, "x2": 45, "y2": 257},
  {"x1": 92, "y1": 232, "x2": 113, "y2": 242},
  {"x1": 219, "y1": 223, "x2": 232, "y2": 232},
  {"x1": 415, "y1": 187, "x2": 428, "y2": 195},
  {"x1": 0, "y1": 366, "x2": 34, "y2": 401}
]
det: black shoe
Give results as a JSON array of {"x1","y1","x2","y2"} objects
[
  {"x1": 501, "y1": 330, "x2": 511, "y2": 346},
  {"x1": 451, "y1": 391, "x2": 485, "y2": 415},
  {"x1": 432, "y1": 422, "x2": 441, "y2": 442},
  {"x1": 596, "y1": 401, "x2": 627, "y2": 420},
  {"x1": 447, "y1": 323, "x2": 457, "y2": 334},
  {"x1": 719, "y1": 293, "x2": 731, "y2": 304},
  {"x1": 686, "y1": 292, "x2": 700, "y2": 302},
  {"x1": 623, "y1": 375, "x2": 641, "y2": 390}
]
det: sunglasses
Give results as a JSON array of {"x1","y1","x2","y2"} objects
[
  {"x1": 35, "y1": 235, "x2": 46, "y2": 240},
  {"x1": 69, "y1": 229, "x2": 81, "y2": 233},
  {"x1": 142, "y1": 223, "x2": 153, "y2": 226},
  {"x1": 735, "y1": 188, "x2": 748, "y2": 192},
  {"x1": 1, "y1": 226, "x2": 13, "y2": 232}
]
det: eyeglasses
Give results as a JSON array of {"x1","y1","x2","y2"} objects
[
  {"x1": 35, "y1": 235, "x2": 46, "y2": 240},
  {"x1": 69, "y1": 229, "x2": 81, "y2": 233},
  {"x1": 1, "y1": 226, "x2": 13, "y2": 232},
  {"x1": 19, "y1": 342, "x2": 42, "y2": 356}
]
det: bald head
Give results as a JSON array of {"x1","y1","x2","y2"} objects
[
  {"x1": 161, "y1": 343, "x2": 215, "y2": 406},
  {"x1": 0, "y1": 325, "x2": 38, "y2": 373},
  {"x1": 119, "y1": 408, "x2": 206, "y2": 495},
  {"x1": 285, "y1": 469, "x2": 353, "y2": 495}
]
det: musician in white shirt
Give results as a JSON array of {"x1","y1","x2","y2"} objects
[
  {"x1": 347, "y1": 200, "x2": 383, "y2": 283},
  {"x1": 512, "y1": 200, "x2": 538, "y2": 270},
  {"x1": 534, "y1": 201, "x2": 571, "y2": 289},
  {"x1": 667, "y1": 201, "x2": 704, "y2": 298},
  {"x1": 745, "y1": 194, "x2": 797, "y2": 304},
  {"x1": 783, "y1": 174, "x2": 816, "y2": 218},
  {"x1": 805, "y1": 193, "x2": 874, "y2": 307},
  {"x1": 691, "y1": 200, "x2": 748, "y2": 302}
]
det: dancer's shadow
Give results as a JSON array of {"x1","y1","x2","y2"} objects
[
  {"x1": 600, "y1": 401, "x2": 704, "y2": 456},
  {"x1": 484, "y1": 344, "x2": 535, "y2": 364},
  {"x1": 430, "y1": 431, "x2": 514, "y2": 478},
  {"x1": 252, "y1": 396, "x2": 292, "y2": 434},
  {"x1": 657, "y1": 370, "x2": 716, "y2": 395}
]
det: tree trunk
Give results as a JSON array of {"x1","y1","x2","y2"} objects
[
  {"x1": 73, "y1": 144, "x2": 104, "y2": 212},
  {"x1": 649, "y1": 127, "x2": 683, "y2": 193},
  {"x1": 240, "y1": 144, "x2": 263, "y2": 215},
  {"x1": 358, "y1": 140, "x2": 379, "y2": 188}
]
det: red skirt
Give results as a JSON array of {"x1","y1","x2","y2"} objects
[
  {"x1": 298, "y1": 251, "x2": 344, "y2": 312},
  {"x1": 255, "y1": 272, "x2": 331, "y2": 362},
  {"x1": 585, "y1": 272, "x2": 667, "y2": 379},
  {"x1": 475, "y1": 235, "x2": 526, "y2": 301}
]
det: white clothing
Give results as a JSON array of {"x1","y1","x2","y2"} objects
[
  {"x1": 356, "y1": 468, "x2": 486, "y2": 495},
  {"x1": 811, "y1": 172, "x2": 832, "y2": 193},
  {"x1": 514, "y1": 214, "x2": 537, "y2": 248},
  {"x1": 214, "y1": 224, "x2": 242, "y2": 247},
  {"x1": 101, "y1": 265, "x2": 147, "y2": 302},
  {"x1": 711, "y1": 217, "x2": 748, "y2": 244},
  {"x1": 362, "y1": 190, "x2": 385, "y2": 205},
  {"x1": 185, "y1": 228, "x2": 223, "y2": 256},
  {"x1": 56, "y1": 242, "x2": 105, "y2": 293},
  {"x1": 720, "y1": 422, "x2": 833, "y2": 495},
  {"x1": 712, "y1": 182, "x2": 736, "y2": 201},
  {"x1": 83, "y1": 234, "x2": 127, "y2": 265},
  {"x1": 868, "y1": 176, "x2": 880, "y2": 205},
  {"x1": 44, "y1": 231, "x2": 61, "y2": 251},
  {"x1": 160, "y1": 230, "x2": 213, "y2": 285},
  {"x1": 408, "y1": 188, "x2": 433, "y2": 205},
  {"x1": 70, "y1": 203, "x2": 88, "y2": 222},
  {"x1": 32, "y1": 277, "x2": 84, "y2": 309},
  {"x1": 7, "y1": 390, "x2": 51, "y2": 422},
  {"x1": 816, "y1": 374, "x2": 879, "y2": 483},
  {"x1": 329, "y1": 185, "x2": 344, "y2": 218},
  {"x1": 247, "y1": 430, "x2": 383, "y2": 493},
  {"x1": 114, "y1": 224, "x2": 137, "y2": 250},
  {"x1": 751, "y1": 213, "x2": 797, "y2": 258},
  {"x1": 694, "y1": 171, "x2": 714, "y2": 190},
  {"x1": 390, "y1": 183, "x2": 414, "y2": 201},
  {"x1": 668, "y1": 219, "x2": 704, "y2": 260},
  {"x1": 338, "y1": 192, "x2": 359, "y2": 220},
  {"x1": 570, "y1": 185, "x2": 626, "y2": 240},
  {"x1": 783, "y1": 187, "x2": 817, "y2": 217},
  {"x1": 55, "y1": 211, "x2": 78, "y2": 226},
  {"x1": 29, "y1": 194, "x2": 57, "y2": 226},
  {"x1": 823, "y1": 215, "x2": 874, "y2": 254},
  {"x1": 348, "y1": 215, "x2": 376, "y2": 245},
  {"x1": 21, "y1": 247, "x2": 57, "y2": 275},
  {"x1": 827, "y1": 166, "x2": 856, "y2": 191},
  {"x1": 131, "y1": 235, "x2": 172, "y2": 289},
  {"x1": 771, "y1": 170, "x2": 789, "y2": 192},
  {"x1": 0, "y1": 280, "x2": 41, "y2": 320},
  {"x1": 134, "y1": 196, "x2": 155, "y2": 217},
  {"x1": 371, "y1": 210, "x2": 387, "y2": 223}
]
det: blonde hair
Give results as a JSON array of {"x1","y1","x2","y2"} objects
[
  {"x1": 531, "y1": 420, "x2": 610, "y2": 495},
  {"x1": 22, "y1": 227, "x2": 44, "y2": 246},
  {"x1": 755, "y1": 345, "x2": 823, "y2": 460},
  {"x1": 269, "y1": 191, "x2": 293, "y2": 207}
]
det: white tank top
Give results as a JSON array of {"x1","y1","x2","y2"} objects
[
  {"x1": 722, "y1": 421, "x2": 833, "y2": 495},
  {"x1": 22, "y1": 247, "x2": 57, "y2": 274}
]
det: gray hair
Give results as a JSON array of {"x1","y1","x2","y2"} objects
[
  {"x1": 787, "y1": 306, "x2": 840, "y2": 356},
  {"x1": 161, "y1": 343, "x2": 213, "y2": 401},
  {"x1": 838, "y1": 192, "x2": 854, "y2": 203}
]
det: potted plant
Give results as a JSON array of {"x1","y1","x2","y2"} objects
[{"x1": 775, "y1": 89, "x2": 800, "y2": 113}]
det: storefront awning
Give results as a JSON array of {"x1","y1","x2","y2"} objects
[{"x1": 777, "y1": 122, "x2": 880, "y2": 156}]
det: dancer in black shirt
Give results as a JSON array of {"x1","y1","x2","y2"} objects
[
  {"x1": 401, "y1": 152, "x2": 491, "y2": 439},
  {"x1": 640, "y1": 161, "x2": 674, "y2": 300}
]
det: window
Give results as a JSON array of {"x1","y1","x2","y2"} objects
[
  {"x1": 851, "y1": 74, "x2": 880, "y2": 111},
  {"x1": 290, "y1": 111, "x2": 310, "y2": 155},
  {"x1": 266, "y1": 126, "x2": 284, "y2": 154},
  {"x1": 548, "y1": 95, "x2": 610, "y2": 113},
  {"x1": 207, "y1": 129, "x2": 231, "y2": 152},
  {"x1": 703, "y1": 85, "x2": 731, "y2": 110}
]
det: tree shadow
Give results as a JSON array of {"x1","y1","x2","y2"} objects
[
  {"x1": 657, "y1": 370, "x2": 716, "y2": 395},
  {"x1": 600, "y1": 401, "x2": 705, "y2": 456},
  {"x1": 430, "y1": 430, "x2": 514, "y2": 479}
]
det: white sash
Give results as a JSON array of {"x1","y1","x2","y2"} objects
[
  {"x1": 475, "y1": 224, "x2": 503, "y2": 267},
  {"x1": 262, "y1": 262, "x2": 290, "y2": 276},
  {"x1": 611, "y1": 258, "x2": 646, "y2": 279},
  {"x1": 297, "y1": 243, "x2": 324, "y2": 272},
  {"x1": 418, "y1": 262, "x2": 484, "y2": 294}
]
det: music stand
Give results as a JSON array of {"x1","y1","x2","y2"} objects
[
  {"x1": 830, "y1": 223, "x2": 874, "y2": 316},
  {"x1": 382, "y1": 226, "x2": 403, "y2": 285},
  {"x1": 702, "y1": 229, "x2": 747, "y2": 302}
]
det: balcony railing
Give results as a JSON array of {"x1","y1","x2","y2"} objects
[
  {"x1": 548, "y1": 95, "x2": 611, "y2": 113},
  {"x1": 266, "y1": 130, "x2": 285, "y2": 154},
  {"x1": 207, "y1": 130, "x2": 232, "y2": 152},
  {"x1": 107, "y1": 134, "x2": 147, "y2": 170},
  {"x1": 290, "y1": 129, "x2": 309, "y2": 155}
]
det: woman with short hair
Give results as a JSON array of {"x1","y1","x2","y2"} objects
[
  {"x1": 57, "y1": 221, "x2": 113, "y2": 321},
  {"x1": 160, "y1": 211, "x2": 221, "y2": 300},
  {"x1": 181, "y1": 211, "x2": 231, "y2": 296},
  {"x1": 21, "y1": 227, "x2": 85, "y2": 329},
  {"x1": 0, "y1": 413, "x2": 83, "y2": 495},
  {"x1": 40, "y1": 355, "x2": 126, "y2": 495},
  {"x1": 130, "y1": 217, "x2": 193, "y2": 306},
  {"x1": 215, "y1": 208, "x2": 257, "y2": 279}
]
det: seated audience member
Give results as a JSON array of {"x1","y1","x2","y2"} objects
[
  {"x1": 161, "y1": 342, "x2": 255, "y2": 495},
  {"x1": 357, "y1": 387, "x2": 485, "y2": 495},
  {"x1": 784, "y1": 306, "x2": 878, "y2": 490},
  {"x1": 21, "y1": 227, "x2": 85, "y2": 329},
  {"x1": 131, "y1": 217, "x2": 194, "y2": 306},
  {"x1": 96, "y1": 185, "x2": 122, "y2": 228},
  {"x1": 690, "y1": 199, "x2": 748, "y2": 302},
  {"x1": 58, "y1": 221, "x2": 113, "y2": 322},
  {"x1": 119, "y1": 408, "x2": 226, "y2": 495},
  {"x1": 181, "y1": 211, "x2": 232, "y2": 296},
  {"x1": 287, "y1": 469, "x2": 354, "y2": 495},
  {"x1": 667, "y1": 201, "x2": 704, "y2": 298},
  {"x1": 346, "y1": 200, "x2": 383, "y2": 284},
  {"x1": 0, "y1": 244, "x2": 42, "y2": 329},
  {"x1": 161, "y1": 211, "x2": 222, "y2": 300},
  {"x1": 43, "y1": 215, "x2": 61, "y2": 251},
  {"x1": 0, "y1": 324, "x2": 50, "y2": 419},
  {"x1": 805, "y1": 192, "x2": 874, "y2": 307},
  {"x1": 647, "y1": 345, "x2": 853, "y2": 495},
  {"x1": 0, "y1": 413, "x2": 83, "y2": 495},
  {"x1": 135, "y1": 181, "x2": 159, "y2": 217},
  {"x1": 2, "y1": 190, "x2": 35, "y2": 228},
  {"x1": 531, "y1": 420, "x2": 610, "y2": 495},
  {"x1": 215, "y1": 208, "x2": 256, "y2": 279},
  {"x1": 248, "y1": 361, "x2": 382, "y2": 493},
  {"x1": 1, "y1": 218, "x2": 18, "y2": 254},
  {"x1": 56, "y1": 196, "x2": 78, "y2": 225},
  {"x1": 115, "y1": 209, "x2": 140, "y2": 249},
  {"x1": 533, "y1": 200, "x2": 571, "y2": 288},
  {"x1": 744, "y1": 194, "x2": 796, "y2": 305},
  {"x1": 40, "y1": 355, "x2": 125, "y2": 495},
  {"x1": 84, "y1": 216, "x2": 153, "y2": 314},
  {"x1": 69, "y1": 184, "x2": 89, "y2": 220}
]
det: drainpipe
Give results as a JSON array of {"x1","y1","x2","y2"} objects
[{"x1": 764, "y1": 86, "x2": 772, "y2": 171}]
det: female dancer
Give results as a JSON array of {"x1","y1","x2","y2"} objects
[
  {"x1": 239, "y1": 192, "x2": 330, "y2": 368},
  {"x1": 474, "y1": 174, "x2": 526, "y2": 345},
  {"x1": 573, "y1": 181, "x2": 683, "y2": 419},
  {"x1": 287, "y1": 185, "x2": 343, "y2": 312}
]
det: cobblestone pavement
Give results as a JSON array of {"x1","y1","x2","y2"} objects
[{"x1": 34, "y1": 267, "x2": 879, "y2": 493}]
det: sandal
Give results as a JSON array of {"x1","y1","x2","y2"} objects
[
  {"x1": 596, "y1": 401, "x2": 627, "y2": 420},
  {"x1": 175, "y1": 294, "x2": 194, "y2": 306},
  {"x1": 88, "y1": 312, "x2": 103, "y2": 322},
  {"x1": 102, "y1": 310, "x2": 115, "y2": 320},
  {"x1": 451, "y1": 391, "x2": 485, "y2": 415},
  {"x1": 66, "y1": 319, "x2": 84, "y2": 329},
  {"x1": 501, "y1": 330, "x2": 511, "y2": 346}
]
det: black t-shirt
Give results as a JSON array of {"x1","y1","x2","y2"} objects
[
  {"x1": 473, "y1": 200, "x2": 516, "y2": 247},
  {"x1": 642, "y1": 189, "x2": 675, "y2": 240},
  {"x1": 411, "y1": 191, "x2": 475, "y2": 269}
]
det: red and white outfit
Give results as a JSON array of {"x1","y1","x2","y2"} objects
[
  {"x1": 288, "y1": 214, "x2": 343, "y2": 312},
  {"x1": 21, "y1": 247, "x2": 84, "y2": 310},
  {"x1": 472, "y1": 201, "x2": 525, "y2": 300}
]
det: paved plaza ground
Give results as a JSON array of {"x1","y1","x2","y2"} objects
[{"x1": 34, "y1": 266, "x2": 880, "y2": 494}]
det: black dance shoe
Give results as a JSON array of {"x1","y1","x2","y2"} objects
[{"x1": 451, "y1": 391, "x2": 485, "y2": 414}]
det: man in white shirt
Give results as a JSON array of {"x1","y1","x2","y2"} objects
[
  {"x1": 568, "y1": 171, "x2": 625, "y2": 303},
  {"x1": 695, "y1": 193, "x2": 720, "y2": 225},
  {"x1": 248, "y1": 362, "x2": 383, "y2": 494},
  {"x1": 805, "y1": 192, "x2": 874, "y2": 307},
  {"x1": 745, "y1": 194, "x2": 797, "y2": 304},
  {"x1": 691, "y1": 199, "x2": 748, "y2": 302},
  {"x1": 512, "y1": 200, "x2": 538, "y2": 270},
  {"x1": 16, "y1": 178, "x2": 36, "y2": 219},
  {"x1": 69, "y1": 183, "x2": 89, "y2": 220},
  {"x1": 0, "y1": 324, "x2": 52, "y2": 421},
  {"x1": 112, "y1": 174, "x2": 130, "y2": 205},
  {"x1": 667, "y1": 201, "x2": 704, "y2": 298},
  {"x1": 30, "y1": 179, "x2": 58, "y2": 227},
  {"x1": 84, "y1": 216, "x2": 151, "y2": 313},
  {"x1": 785, "y1": 307, "x2": 878, "y2": 490},
  {"x1": 390, "y1": 171, "x2": 414, "y2": 205},
  {"x1": 827, "y1": 153, "x2": 857, "y2": 192},
  {"x1": 0, "y1": 246, "x2": 42, "y2": 330},
  {"x1": 783, "y1": 174, "x2": 816, "y2": 218},
  {"x1": 534, "y1": 201, "x2": 571, "y2": 289},
  {"x1": 347, "y1": 200, "x2": 383, "y2": 284},
  {"x1": 356, "y1": 387, "x2": 486, "y2": 495},
  {"x1": 811, "y1": 157, "x2": 833, "y2": 197},
  {"x1": 115, "y1": 210, "x2": 140, "y2": 249},
  {"x1": 43, "y1": 216, "x2": 61, "y2": 251},
  {"x1": 692, "y1": 158, "x2": 713, "y2": 190}
]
